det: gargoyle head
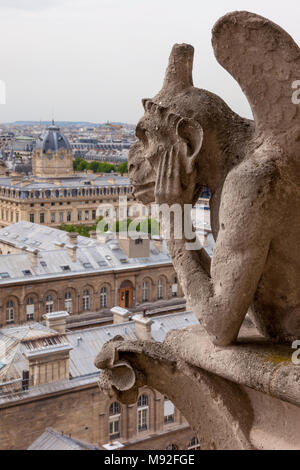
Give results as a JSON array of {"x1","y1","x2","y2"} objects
[{"x1": 128, "y1": 43, "x2": 250, "y2": 205}]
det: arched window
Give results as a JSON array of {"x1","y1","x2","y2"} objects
[
  {"x1": 45, "y1": 295, "x2": 54, "y2": 314},
  {"x1": 187, "y1": 436, "x2": 201, "y2": 450},
  {"x1": 109, "y1": 401, "x2": 121, "y2": 439},
  {"x1": 100, "y1": 287, "x2": 107, "y2": 308},
  {"x1": 64, "y1": 292, "x2": 72, "y2": 313},
  {"x1": 83, "y1": 289, "x2": 90, "y2": 311},
  {"x1": 137, "y1": 394, "x2": 149, "y2": 432},
  {"x1": 164, "y1": 396, "x2": 175, "y2": 424},
  {"x1": 142, "y1": 281, "x2": 149, "y2": 302},
  {"x1": 6, "y1": 300, "x2": 14, "y2": 324},
  {"x1": 26, "y1": 297, "x2": 35, "y2": 321},
  {"x1": 157, "y1": 279, "x2": 163, "y2": 300}
]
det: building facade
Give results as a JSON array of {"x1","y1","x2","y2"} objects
[
  {"x1": 0, "y1": 123, "x2": 135, "y2": 228},
  {"x1": 0, "y1": 311, "x2": 198, "y2": 450},
  {"x1": 0, "y1": 222, "x2": 183, "y2": 328}
]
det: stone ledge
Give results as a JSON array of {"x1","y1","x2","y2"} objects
[
  {"x1": 165, "y1": 325, "x2": 300, "y2": 407},
  {"x1": 95, "y1": 323, "x2": 300, "y2": 449}
]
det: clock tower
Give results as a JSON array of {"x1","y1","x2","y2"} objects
[{"x1": 33, "y1": 122, "x2": 73, "y2": 178}]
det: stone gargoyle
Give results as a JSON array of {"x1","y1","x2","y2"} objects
[
  {"x1": 128, "y1": 10, "x2": 300, "y2": 347},
  {"x1": 95, "y1": 12, "x2": 300, "y2": 448}
]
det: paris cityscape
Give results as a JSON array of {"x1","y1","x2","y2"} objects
[{"x1": 1, "y1": 0, "x2": 300, "y2": 458}]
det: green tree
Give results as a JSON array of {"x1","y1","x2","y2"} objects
[{"x1": 118, "y1": 161, "x2": 128, "y2": 175}]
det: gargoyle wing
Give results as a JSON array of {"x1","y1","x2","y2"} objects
[{"x1": 212, "y1": 11, "x2": 300, "y2": 133}]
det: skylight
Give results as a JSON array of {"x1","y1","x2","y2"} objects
[
  {"x1": 83, "y1": 262, "x2": 93, "y2": 269},
  {"x1": 61, "y1": 265, "x2": 71, "y2": 271},
  {"x1": 0, "y1": 272, "x2": 10, "y2": 279},
  {"x1": 22, "y1": 270, "x2": 32, "y2": 276}
]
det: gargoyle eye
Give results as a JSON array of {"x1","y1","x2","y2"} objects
[{"x1": 136, "y1": 125, "x2": 148, "y2": 145}]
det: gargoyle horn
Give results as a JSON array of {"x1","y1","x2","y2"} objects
[
  {"x1": 155, "y1": 43, "x2": 194, "y2": 101},
  {"x1": 212, "y1": 11, "x2": 300, "y2": 133}
]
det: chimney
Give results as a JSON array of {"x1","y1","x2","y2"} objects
[
  {"x1": 133, "y1": 314, "x2": 153, "y2": 341},
  {"x1": 66, "y1": 244, "x2": 77, "y2": 262},
  {"x1": 44, "y1": 311, "x2": 69, "y2": 334},
  {"x1": 152, "y1": 235, "x2": 163, "y2": 252},
  {"x1": 111, "y1": 306, "x2": 130, "y2": 324},
  {"x1": 55, "y1": 242, "x2": 65, "y2": 250},
  {"x1": 98, "y1": 231, "x2": 114, "y2": 244},
  {"x1": 68, "y1": 232, "x2": 78, "y2": 245},
  {"x1": 89, "y1": 231, "x2": 98, "y2": 240},
  {"x1": 26, "y1": 248, "x2": 39, "y2": 268}
]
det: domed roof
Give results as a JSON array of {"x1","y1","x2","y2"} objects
[{"x1": 37, "y1": 122, "x2": 71, "y2": 154}]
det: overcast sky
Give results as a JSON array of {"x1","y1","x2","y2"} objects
[{"x1": 1, "y1": 0, "x2": 300, "y2": 124}]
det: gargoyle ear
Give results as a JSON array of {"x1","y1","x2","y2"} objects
[{"x1": 176, "y1": 118, "x2": 203, "y2": 174}]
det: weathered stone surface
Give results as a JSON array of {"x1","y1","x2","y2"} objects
[
  {"x1": 96, "y1": 11, "x2": 300, "y2": 449},
  {"x1": 129, "y1": 11, "x2": 300, "y2": 346}
]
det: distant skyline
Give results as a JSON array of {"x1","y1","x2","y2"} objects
[{"x1": 1, "y1": 0, "x2": 300, "y2": 124}]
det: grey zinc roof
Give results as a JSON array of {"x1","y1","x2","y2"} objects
[
  {"x1": 0, "y1": 311, "x2": 198, "y2": 400},
  {"x1": 67, "y1": 311, "x2": 198, "y2": 378},
  {"x1": 0, "y1": 225, "x2": 171, "y2": 284},
  {"x1": 0, "y1": 174, "x2": 131, "y2": 190},
  {"x1": 0, "y1": 221, "x2": 96, "y2": 251},
  {"x1": 36, "y1": 124, "x2": 71, "y2": 153},
  {"x1": 28, "y1": 428, "x2": 100, "y2": 450}
]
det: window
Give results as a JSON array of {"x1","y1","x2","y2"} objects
[
  {"x1": 51, "y1": 212, "x2": 55, "y2": 223},
  {"x1": 26, "y1": 297, "x2": 35, "y2": 321},
  {"x1": 137, "y1": 395, "x2": 149, "y2": 432},
  {"x1": 6, "y1": 300, "x2": 14, "y2": 324},
  {"x1": 0, "y1": 272, "x2": 10, "y2": 279},
  {"x1": 78, "y1": 211, "x2": 82, "y2": 221},
  {"x1": 85, "y1": 210, "x2": 89, "y2": 221},
  {"x1": 67, "y1": 211, "x2": 71, "y2": 222},
  {"x1": 64, "y1": 292, "x2": 72, "y2": 313},
  {"x1": 172, "y1": 277, "x2": 178, "y2": 297},
  {"x1": 22, "y1": 270, "x2": 32, "y2": 276},
  {"x1": 100, "y1": 287, "x2": 107, "y2": 308},
  {"x1": 187, "y1": 437, "x2": 201, "y2": 450},
  {"x1": 164, "y1": 397, "x2": 175, "y2": 424},
  {"x1": 40, "y1": 213, "x2": 45, "y2": 224},
  {"x1": 92, "y1": 209, "x2": 96, "y2": 220},
  {"x1": 61, "y1": 265, "x2": 71, "y2": 272},
  {"x1": 135, "y1": 238, "x2": 143, "y2": 245},
  {"x1": 83, "y1": 289, "x2": 90, "y2": 311},
  {"x1": 45, "y1": 295, "x2": 54, "y2": 313},
  {"x1": 109, "y1": 402, "x2": 121, "y2": 439},
  {"x1": 142, "y1": 281, "x2": 149, "y2": 302},
  {"x1": 30, "y1": 213, "x2": 35, "y2": 223},
  {"x1": 59, "y1": 212, "x2": 63, "y2": 223},
  {"x1": 83, "y1": 262, "x2": 92, "y2": 269},
  {"x1": 157, "y1": 279, "x2": 163, "y2": 300}
]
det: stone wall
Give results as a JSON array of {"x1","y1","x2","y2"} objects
[{"x1": 0, "y1": 383, "x2": 193, "y2": 450}]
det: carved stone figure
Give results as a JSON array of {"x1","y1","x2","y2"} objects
[
  {"x1": 128, "y1": 10, "x2": 300, "y2": 346},
  {"x1": 95, "y1": 12, "x2": 300, "y2": 449}
]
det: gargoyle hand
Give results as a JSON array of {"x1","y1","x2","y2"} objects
[{"x1": 155, "y1": 143, "x2": 197, "y2": 206}]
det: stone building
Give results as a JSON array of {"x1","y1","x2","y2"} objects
[
  {"x1": 0, "y1": 222, "x2": 183, "y2": 328},
  {"x1": 0, "y1": 123, "x2": 136, "y2": 228},
  {"x1": 0, "y1": 310, "x2": 198, "y2": 450}
]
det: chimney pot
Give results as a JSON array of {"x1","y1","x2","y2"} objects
[
  {"x1": 111, "y1": 306, "x2": 130, "y2": 324},
  {"x1": 133, "y1": 314, "x2": 153, "y2": 341},
  {"x1": 43, "y1": 311, "x2": 69, "y2": 334},
  {"x1": 68, "y1": 232, "x2": 78, "y2": 245}
]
